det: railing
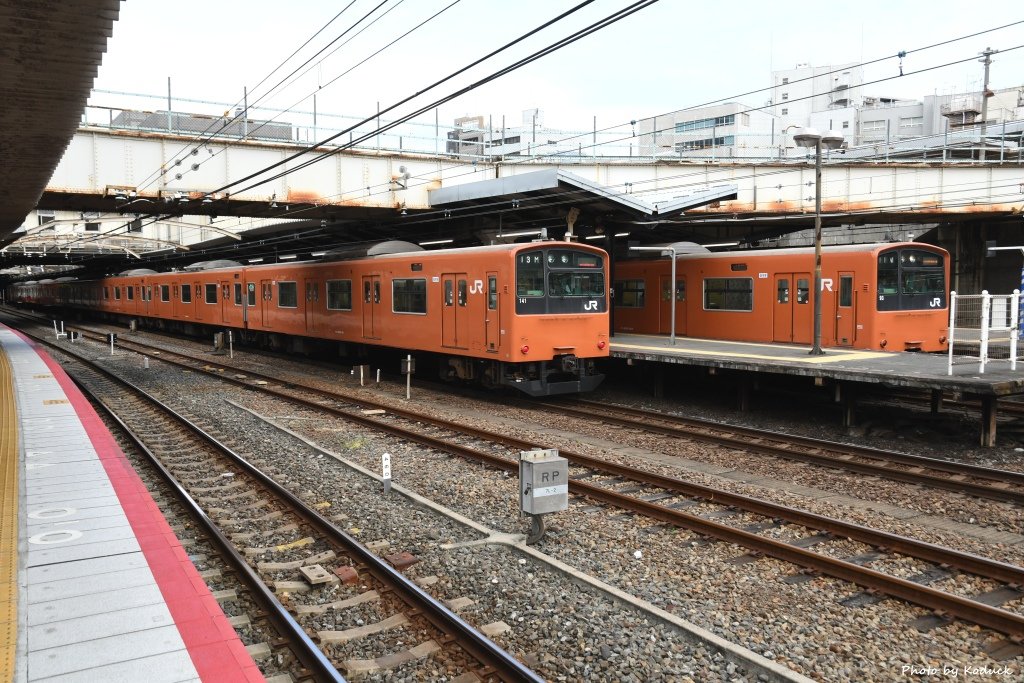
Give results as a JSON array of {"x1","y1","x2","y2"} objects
[{"x1": 947, "y1": 290, "x2": 1021, "y2": 375}]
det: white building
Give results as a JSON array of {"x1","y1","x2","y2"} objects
[{"x1": 636, "y1": 102, "x2": 779, "y2": 159}]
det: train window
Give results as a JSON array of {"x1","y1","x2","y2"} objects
[
  {"x1": 797, "y1": 279, "x2": 809, "y2": 304},
  {"x1": 278, "y1": 282, "x2": 298, "y2": 308},
  {"x1": 205, "y1": 284, "x2": 217, "y2": 304},
  {"x1": 614, "y1": 280, "x2": 645, "y2": 308},
  {"x1": 458, "y1": 279, "x2": 467, "y2": 306},
  {"x1": 160, "y1": 285, "x2": 170, "y2": 302},
  {"x1": 488, "y1": 276, "x2": 497, "y2": 310},
  {"x1": 182, "y1": 285, "x2": 191, "y2": 303},
  {"x1": 114, "y1": 286, "x2": 121, "y2": 300},
  {"x1": 326, "y1": 280, "x2": 352, "y2": 310},
  {"x1": 839, "y1": 277, "x2": 853, "y2": 307},
  {"x1": 195, "y1": 285, "x2": 201, "y2": 297},
  {"x1": 364, "y1": 281, "x2": 371, "y2": 304},
  {"x1": 234, "y1": 283, "x2": 242, "y2": 305},
  {"x1": 777, "y1": 278, "x2": 790, "y2": 304},
  {"x1": 516, "y1": 253, "x2": 545, "y2": 297},
  {"x1": 374, "y1": 281, "x2": 380, "y2": 304},
  {"x1": 703, "y1": 277, "x2": 753, "y2": 311},
  {"x1": 901, "y1": 272, "x2": 944, "y2": 295},
  {"x1": 126, "y1": 286, "x2": 134, "y2": 301},
  {"x1": 444, "y1": 280, "x2": 454, "y2": 306},
  {"x1": 103, "y1": 286, "x2": 109, "y2": 300},
  {"x1": 676, "y1": 280, "x2": 685, "y2": 302},
  {"x1": 247, "y1": 283, "x2": 256, "y2": 306},
  {"x1": 549, "y1": 272, "x2": 603, "y2": 297},
  {"x1": 223, "y1": 285, "x2": 230, "y2": 300},
  {"x1": 393, "y1": 278, "x2": 426, "y2": 314}
]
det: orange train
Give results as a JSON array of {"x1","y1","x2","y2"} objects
[
  {"x1": 9, "y1": 241, "x2": 610, "y2": 395},
  {"x1": 613, "y1": 242, "x2": 949, "y2": 352}
]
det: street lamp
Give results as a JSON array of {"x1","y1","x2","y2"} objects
[
  {"x1": 631, "y1": 245, "x2": 679, "y2": 345},
  {"x1": 793, "y1": 127, "x2": 844, "y2": 355}
]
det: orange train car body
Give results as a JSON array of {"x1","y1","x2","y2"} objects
[
  {"x1": 10, "y1": 242, "x2": 610, "y2": 395},
  {"x1": 613, "y1": 242, "x2": 949, "y2": 352}
]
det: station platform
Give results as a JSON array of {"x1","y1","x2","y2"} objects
[
  {"x1": 0, "y1": 324, "x2": 263, "y2": 682},
  {"x1": 609, "y1": 333, "x2": 1024, "y2": 446}
]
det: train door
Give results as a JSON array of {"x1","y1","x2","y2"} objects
[
  {"x1": 835, "y1": 272, "x2": 856, "y2": 347},
  {"x1": 442, "y1": 272, "x2": 468, "y2": 349},
  {"x1": 193, "y1": 282, "x2": 203, "y2": 321},
  {"x1": 220, "y1": 280, "x2": 231, "y2": 323},
  {"x1": 362, "y1": 275, "x2": 381, "y2": 339},
  {"x1": 485, "y1": 272, "x2": 500, "y2": 353},
  {"x1": 773, "y1": 273, "x2": 812, "y2": 344},
  {"x1": 260, "y1": 280, "x2": 273, "y2": 328},
  {"x1": 304, "y1": 279, "x2": 319, "y2": 333},
  {"x1": 658, "y1": 275, "x2": 687, "y2": 336}
]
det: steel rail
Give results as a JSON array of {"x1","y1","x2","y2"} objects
[
  {"x1": 24, "y1": 322, "x2": 1024, "y2": 639},
  {"x1": 42, "y1": 335, "x2": 543, "y2": 683}
]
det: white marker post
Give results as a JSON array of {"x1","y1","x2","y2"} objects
[
  {"x1": 382, "y1": 452, "x2": 392, "y2": 494},
  {"x1": 228, "y1": 330, "x2": 234, "y2": 359}
]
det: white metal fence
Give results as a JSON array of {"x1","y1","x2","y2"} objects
[{"x1": 947, "y1": 290, "x2": 1021, "y2": 375}]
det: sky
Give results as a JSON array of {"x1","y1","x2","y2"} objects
[{"x1": 88, "y1": 0, "x2": 1024, "y2": 134}]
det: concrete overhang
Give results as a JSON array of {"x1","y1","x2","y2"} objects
[{"x1": 0, "y1": 0, "x2": 122, "y2": 239}]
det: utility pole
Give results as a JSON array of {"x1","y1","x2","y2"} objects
[{"x1": 978, "y1": 47, "x2": 998, "y2": 162}]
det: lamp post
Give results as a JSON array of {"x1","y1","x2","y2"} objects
[
  {"x1": 631, "y1": 245, "x2": 678, "y2": 345},
  {"x1": 793, "y1": 127, "x2": 844, "y2": 356}
]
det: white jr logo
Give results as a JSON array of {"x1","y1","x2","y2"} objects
[
  {"x1": 929, "y1": 297, "x2": 941, "y2": 308},
  {"x1": 821, "y1": 278, "x2": 834, "y2": 292},
  {"x1": 583, "y1": 300, "x2": 598, "y2": 311},
  {"x1": 469, "y1": 279, "x2": 484, "y2": 294}
]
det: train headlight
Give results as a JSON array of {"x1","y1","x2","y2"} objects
[
  {"x1": 520, "y1": 344, "x2": 530, "y2": 355},
  {"x1": 597, "y1": 340, "x2": 606, "y2": 350}
]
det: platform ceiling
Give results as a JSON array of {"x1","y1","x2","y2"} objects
[{"x1": 0, "y1": 0, "x2": 121, "y2": 239}]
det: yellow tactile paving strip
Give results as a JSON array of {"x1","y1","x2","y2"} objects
[
  {"x1": 613, "y1": 340, "x2": 891, "y2": 364},
  {"x1": 0, "y1": 347, "x2": 18, "y2": 682}
]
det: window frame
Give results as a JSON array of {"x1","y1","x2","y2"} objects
[
  {"x1": 326, "y1": 279, "x2": 352, "y2": 311},
  {"x1": 392, "y1": 278, "x2": 427, "y2": 315},
  {"x1": 703, "y1": 277, "x2": 754, "y2": 312},
  {"x1": 277, "y1": 281, "x2": 298, "y2": 309}
]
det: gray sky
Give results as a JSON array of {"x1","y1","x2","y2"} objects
[{"x1": 90, "y1": 1, "x2": 1024, "y2": 131}]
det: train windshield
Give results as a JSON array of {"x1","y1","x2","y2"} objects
[
  {"x1": 877, "y1": 248, "x2": 946, "y2": 311},
  {"x1": 516, "y1": 248, "x2": 606, "y2": 314}
]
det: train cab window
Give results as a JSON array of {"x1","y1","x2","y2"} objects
[
  {"x1": 777, "y1": 279, "x2": 790, "y2": 304},
  {"x1": 877, "y1": 248, "x2": 945, "y2": 311},
  {"x1": 278, "y1": 281, "x2": 298, "y2": 308},
  {"x1": 160, "y1": 285, "x2": 170, "y2": 302},
  {"x1": 488, "y1": 276, "x2": 497, "y2": 310},
  {"x1": 114, "y1": 286, "x2": 121, "y2": 300},
  {"x1": 326, "y1": 280, "x2": 352, "y2": 310},
  {"x1": 704, "y1": 277, "x2": 753, "y2": 311},
  {"x1": 126, "y1": 286, "x2": 134, "y2": 301},
  {"x1": 234, "y1": 283, "x2": 242, "y2": 305},
  {"x1": 205, "y1": 284, "x2": 217, "y2": 304},
  {"x1": 457, "y1": 279, "x2": 467, "y2": 306},
  {"x1": 614, "y1": 280, "x2": 646, "y2": 308},
  {"x1": 393, "y1": 278, "x2": 426, "y2": 314},
  {"x1": 797, "y1": 279, "x2": 809, "y2": 304},
  {"x1": 516, "y1": 253, "x2": 545, "y2": 297},
  {"x1": 444, "y1": 280, "x2": 454, "y2": 306}
]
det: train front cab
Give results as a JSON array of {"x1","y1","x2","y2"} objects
[{"x1": 507, "y1": 245, "x2": 609, "y2": 396}]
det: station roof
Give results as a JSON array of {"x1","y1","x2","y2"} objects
[{"x1": 0, "y1": 1, "x2": 121, "y2": 240}]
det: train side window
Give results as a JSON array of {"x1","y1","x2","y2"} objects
[
  {"x1": 777, "y1": 279, "x2": 790, "y2": 304},
  {"x1": 160, "y1": 285, "x2": 170, "y2": 302},
  {"x1": 234, "y1": 283, "x2": 242, "y2": 305},
  {"x1": 374, "y1": 281, "x2": 381, "y2": 304},
  {"x1": 488, "y1": 276, "x2": 497, "y2": 310},
  {"x1": 364, "y1": 281, "x2": 371, "y2": 304},
  {"x1": 393, "y1": 278, "x2": 426, "y2": 314},
  {"x1": 326, "y1": 280, "x2": 352, "y2": 310},
  {"x1": 278, "y1": 282, "x2": 298, "y2": 308},
  {"x1": 444, "y1": 280, "x2": 454, "y2": 306},
  {"x1": 126, "y1": 286, "x2": 134, "y2": 301},
  {"x1": 796, "y1": 279, "x2": 809, "y2": 304},
  {"x1": 205, "y1": 284, "x2": 217, "y2": 304},
  {"x1": 676, "y1": 279, "x2": 685, "y2": 302},
  {"x1": 458, "y1": 279, "x2": 467, "y2": 306},
  {"x1": 247, "y1": 283, "x2": 256, "y2": 306},
  {"x1": 703, "y1": 277, "x2": 753, "y2": 311},
  {"x1": 614, "y1": 279, "x2": 645, "y2": 308},
  {"x1": 103, "y1": 286, "x2": 109, "y2": 300},
  {"x1": 114, "y1": 286, "x2": 121, "y2": 300},
  {"x1": 181, "y1": 285, "x2": 191, "y2": 303}
]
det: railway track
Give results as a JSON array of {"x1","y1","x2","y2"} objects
[
  {"x1": 44, "y1": 333, "x2": 542, "y2": 682},
  {"x1": 533, "y1": 398, "x2": 1024, "y2": 506},
  {"x1": 13, "y1": 317, "x2": 1024, "y2": 648}
]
